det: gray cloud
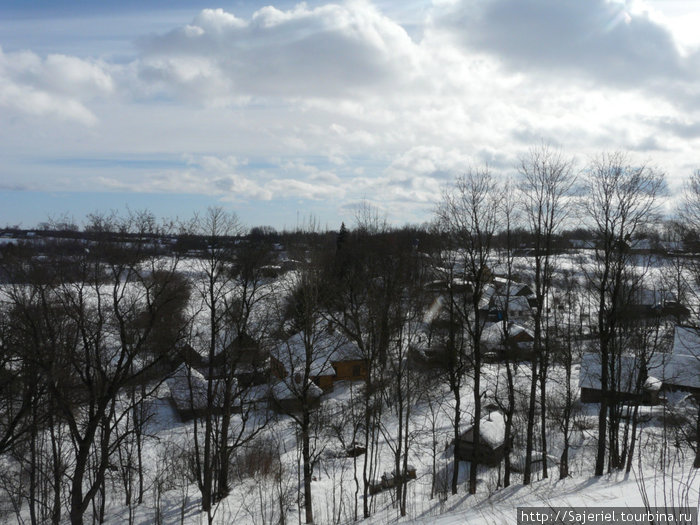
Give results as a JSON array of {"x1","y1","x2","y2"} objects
[
  {"x1": 436, "y1": 0, "x2": 691, "y2": 88},
  {"x1": 137, "y1": 4, "x2": 420, "y2": 101},
  {"x1": 654, "y1": 117, "x2": 700, "y2": 139}
]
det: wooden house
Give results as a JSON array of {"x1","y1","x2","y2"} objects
[
  {"x1": 579, "y1": 353, "x2": 661, "y2": 405},
  {"x1": 651, "y1": 326, "x2": 700, "y2": 398},
  {"x1": 271, "y1": 331, "x2": 338, "y2": 392},
  {"x1": 332, "y1": 339, "x2": 367, "y2": 382},
  {"x1": 166, "y1": 364, "x2": 238, "y2": 421},
  {"x1": 580, "y1": 326, "x2": 700, "y2": 404},
  {"x1": 456, "y1": 412, "x2": 507, "y2": 467},
  {"x1": 269, "y1": 376, "x2": 323, "y2": 413},
  {"x1": 619, "y1": 287, "x2": 685, "y2": 322},
  {"x1": 481, "y1": 321, "x2": 534, "y2": 362},
  {"x1": 199, "y1": 333, "x2": 285, "y2": 386}
]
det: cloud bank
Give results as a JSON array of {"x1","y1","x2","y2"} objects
[{"x1": 1, "y1": 0, "x2": 700, "y2": 227}]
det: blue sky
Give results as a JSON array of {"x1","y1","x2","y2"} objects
[{"x1": 1, "y1": 0, "x2": 700, "y2": 230}]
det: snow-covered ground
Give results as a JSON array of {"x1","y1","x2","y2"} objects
[
  {"x1": 3, "y1": 249, "x2": 699, "y2": 524},
  {"x1": 60, "y1": 363, "x2": 696, "y2": 525}
]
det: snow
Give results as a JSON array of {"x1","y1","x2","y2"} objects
[
  {"x1": 672, "y1": 325, "x2": 700, "y2": 358},
  {"x1": 409, "y1": 472, "x2": 700, "y2": 525},
  {"x1": 477, "y1": 411, "x2": 506, "y2": 448},
  {"x1": 270, "y1": 377, "x2": 323, "y2": 401},
  {"x1": 4, "y1": 248, "x2": 700, "y2": 525},
  {"x1": 166, "y1": 364, "x2": 209, "y2": 412}
]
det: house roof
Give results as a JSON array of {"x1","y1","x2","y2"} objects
[
  {"x1": 579, "y1": 353, "x2": 656, "y2": 393},
  {"x1": 671, "y1": 325, "x2": 700, "y2": 358},
  {"x1": 332, "y1": 339, "x2": 364, "y2": 362},
  {"x1": 649, "y1": 353, "x2": 700, "y2": 390},
  {"x1": 272, "y1": 328, "x2": 361, "y2": 378},
  {"x1": 580, "y1": 351, "x2": 700, "y2": 392},
  {"x1": 270, "y1": 377, "x2": 323, "y2": 401},
  {"x1": 482, "y1": 321, "x2": 533, "y2": 347},
  {"x1": 272, "y1": 331, "x2": 336, "y2": 378},
  {"x1": 166, "y1": 364, "x2": 231, "y2": 411},
  {"x1": 461, "y1": 412, "x2": 506, "y2": 448},
  {"x1": 492, "y1": 277, "x2": 532, "y2": 297},
  {"x1": 491, "y1": 295, "x2": 531, "y2": 313}
]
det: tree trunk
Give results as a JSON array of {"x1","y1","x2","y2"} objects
[
  {"x1": 694, "y1": 405, "x2": 700, "y2": 469},
  {"x1": 595, "y1": 323, "x2": 610, "y2": 476},
  {"x1": 539, "y1": 349, "x2": 548, "y2": 479},
  {"x1": 523, "y1": 358, "x2": 538, "y2": 485},
  {"x1": 469, "y1": 361, "x2": 481, "y2": 495},
  {"x1": 503, "y1": 362, "x2": 515, "y2": 487},
  {"x1": 451, "y1": 382, "x2": 461, "y2": 495},
  {"x1": 302, "y1": 415, "x2": 314, "y2": 524}
]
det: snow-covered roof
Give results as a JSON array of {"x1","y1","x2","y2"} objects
[
  {"x1": 492, "y1": 277, "x2": 531, "y2": 297},
  {"x1": 491, "y1": 295, "x2": 531, "y2": 313},
  {"x1": 461, "y1": 412, "x2": 506, "y2": 448},
  {"x1": 270, "y1": 378, "x2": 323, "y2": 401},
  {"x1": 272, "y1": 328, "x2": 360, "y2": 378},
  {"x1": 579, "y1": 353, "x2": 659, "y2": 393},
  {"x1": 482, "y1": 321, "x2": 532, "y2": 346},
  {"x1": 581, "y1": 351, "x2": 700, "y2": 392},
  {"x1": 671, "y1": 325, "x2": 700, "y2": 358},
  {"x1": 649, "y1": 353, "x2": 700, "y2": 390},
  {"x1": 333, "y1": 339, "x2": 363, "y2": 362},
  {"x1": 272, "y1": 331, "x2": 336, "y2": 378},
  {"x1": 166, "y1": 364, "x2": 230, "y2": 411}
]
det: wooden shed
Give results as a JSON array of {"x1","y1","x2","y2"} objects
[{"x1": 456, "y1": 412, "x2": 506, "y2": 467}]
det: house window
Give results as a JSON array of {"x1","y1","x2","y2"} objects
[{"x1": 352, "y1": 365, "x2": 361, "y2": 377}]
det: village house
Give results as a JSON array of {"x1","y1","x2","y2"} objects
[
  {"x1": 481, "y1": 321, "x2": 534, "y2": 362},
  {"x1": 579, "y1": 353, "x2": 662, "y2": 405},
  {"x1": 488, "y1": 294, "x2": 532, "y2": 322},
  {"x1": 271, "y1": 329, "x2": 366, "y2": 392},
  {"x1": 271, "y1": 331, "x2": 337, "y2": 392},
  {"x1": 651, "y1": 326, "x2": 700, "y2": 398},
  {"x1": 269, "y1": 376, "x2": 323, "y2": 413},
  {"x1": 331, "y1": 339, "x2": 367, "y2": 382},
  {"x1": 166, "y1": 364, "x2": 238, "y2": 421}
]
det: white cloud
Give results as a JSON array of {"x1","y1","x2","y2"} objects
[
  {"x1": 137, "y1": 1, "x2": 421, "y2": 102},
  {"x1": 0, "y1": 47, "x2": 113, "y2": 125}
]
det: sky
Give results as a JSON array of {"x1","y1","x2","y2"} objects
[{"x1": 1, "y1": 0, "x2": 700, "y2": 230}]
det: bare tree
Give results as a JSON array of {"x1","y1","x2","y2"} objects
[
  {"x1": 4, "y1": 211, "x2": 186, "y2": 525},
  {"x1": 677, "y1": 169, "x2": 700, "y2": 469},
  {"x1": 376, "y1": 232, "x2": 428, "y2": 516},
  {"x1": 437, "y1": 167, "x2": 500, "y2": 494},
  {"x1": 272, "y1": 250, "x2": 341, "y2": 525},
  {"x1": 186, "y1": 207, "x2": 270, "y2": 520},
  {"x1": 581, "y1": 152, "x2": 664, "y2": 476},
  {"x1": 324, "y1": 217, "x2": 407, "y2": 517},
  {"x1": 518, "y1": 144, "x2": 574, "y2": 483},
  {"x1": 493, "y1": 177, "x2": 520, "y2": 488},
  {"x1": 550, "y1": 268, "x2": 583, "y2": 479}
]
